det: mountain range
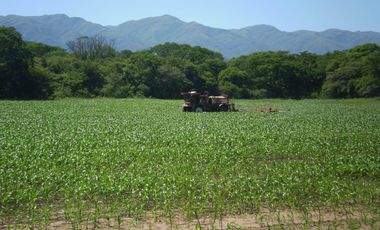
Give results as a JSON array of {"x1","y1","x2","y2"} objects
[{"x1": 1, "y1": 14, "x2": 380, "y2": 58}]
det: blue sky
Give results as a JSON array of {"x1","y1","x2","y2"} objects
[{"x1": 0, "y1": 0, "x2": 379, "y2": 32}]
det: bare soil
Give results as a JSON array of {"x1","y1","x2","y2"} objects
[
  {"x1": 241, "y1": 107, "x2": 288, "y2": 113},
  {"x1": 2, "y1": 206, "x2": 378, "y2": 229}
]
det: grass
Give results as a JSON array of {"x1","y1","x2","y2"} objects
[{"x1": 0, "y1": 98, "x2": 379, "y2": 228}]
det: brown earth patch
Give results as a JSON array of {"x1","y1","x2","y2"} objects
[
  {"x1": 242, "y1": 108, "x2": 288, "y2": 113},
  {"x1": 2, "y1": 206, "x2": 378, "y2": 229}
]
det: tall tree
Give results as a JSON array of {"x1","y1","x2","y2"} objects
[
  {"x1": 0, "y1": 27, "x2": 35, "y2": 99},
  {"x1": 322, "y1": 44, "x2": 380, "y2": 98},
  {"x1": 67, "y1": 35, "x2": 116, "y2": 60}
]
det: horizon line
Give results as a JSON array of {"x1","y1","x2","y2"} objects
[{"x1": 1, "y1": 13, "x2": 379, "y2": 33}]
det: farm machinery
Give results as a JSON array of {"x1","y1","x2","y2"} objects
[{"x1": 181, "y1": 90, "x2": 237, "y2": 112}]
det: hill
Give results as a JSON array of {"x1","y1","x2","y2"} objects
[{"x1": 1, "y1": 14, "x2": 380, "y2": 58}]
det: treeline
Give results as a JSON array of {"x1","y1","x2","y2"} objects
[{"x1": 1, "y1": 26, "x2": 379, "y2": 99}]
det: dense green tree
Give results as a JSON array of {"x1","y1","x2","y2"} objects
[
  {"x1": 219, "y1": 67, "x2": 252, "y2": 98},
  {"x1": 2, "y1": 28, "x2": 380, "y2": 99},
  {"x1": 226, "y1": 51, "x2": 313, "y2": 98},
  {"x1": 52, "y1": 71, "x2": 86, "y2": 97},
  {"x1": 81, "y1": 61, "x2": 105, "y2": 96},
  {"x1": 0, "y1": 27, "x2": 42, "y2": 99},
  {"x1": 40, "y1": 52, "x2": 105, "y2": 98},
  {"x1": 148, "y1": 43, "x2": 226, "y2": 94},
  {"x1": 154, "y1": 63, "x2": 192, "y2": 98},
  {"x1": 322, "y1": 44, "x2": 380, "y2": 98},
  {"x1": 107, "y1": 62, "x2": 149, "y2": 98},
  {"x1": 295, "y1": 52, "x2": 326, "y2": 97},
  {"x1": 149, "y1": 42, "x2": 224, "y2": 64},
  {"x1": 26, "y1": 42, "x2": 65, "y2": 57}
]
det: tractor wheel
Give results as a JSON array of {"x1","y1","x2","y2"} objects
[
  {"x1": 219, "y1": 104, "x2": 228, "y2": 112},
  {"x1": 195, "y1": 106, "x2": 203, "y2": 112}
]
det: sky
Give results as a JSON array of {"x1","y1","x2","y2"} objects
[{"x1": 0, "y1": 0, "x2": 379, "y2": 32}]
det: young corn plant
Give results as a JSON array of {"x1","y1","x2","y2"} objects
[{"x1": 0, "y1": 98, "x2": 379, "y2": 228}]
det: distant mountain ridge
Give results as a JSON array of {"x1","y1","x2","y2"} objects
[{"x1": 1, "y1": 14, "x2": 380, "y2": 58}]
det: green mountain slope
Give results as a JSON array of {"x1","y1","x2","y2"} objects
[{"x1": 1, "y1": 14, "x2": 380, "y2": 58}]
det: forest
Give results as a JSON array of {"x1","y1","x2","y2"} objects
[{"x1": 1, "y1": 26, "x2": 380, "y2": 99}]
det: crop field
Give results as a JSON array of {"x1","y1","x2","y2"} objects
[{"x1": 0, "y1": 98, "x2": 379, "y2": 229}]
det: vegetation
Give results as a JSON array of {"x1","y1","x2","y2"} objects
[
  {"x1": 321, "y1": 44, "x2": 380, "y2": 98},
  {"x1": 1, "y1": 26, "x2": 380, "y2": 100},
  {"x1": 66, "y1": 35, "x2": 116, "y2": 60},
  {"x1": 0, "y1": 98, "x2": 379, "y2": 228},
  {"x1": 1, "y1": 26, "x2": 379, "y2": 228}
]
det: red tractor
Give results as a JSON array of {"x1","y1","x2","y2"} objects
[{"x1": 181, "y1": 90, "x2": 237, "y2": 112}]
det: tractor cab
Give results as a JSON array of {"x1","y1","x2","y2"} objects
[
  {"x1": 181, "y1": 90, "x2": 205, "y2": 112},
  {"x1": 181, "y1": 90, "x2": 236, "y2": 112}
]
